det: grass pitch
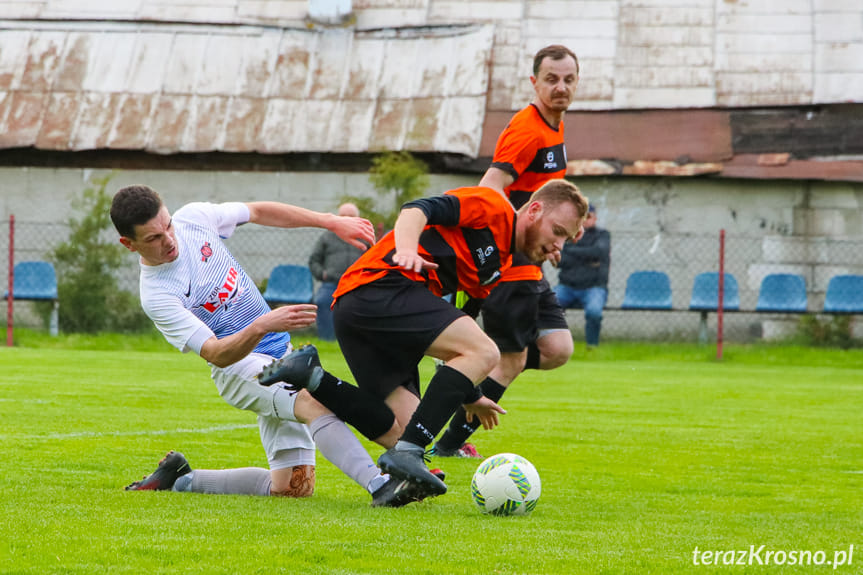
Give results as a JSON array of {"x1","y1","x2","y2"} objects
[{"x1": 1, "y1": 334, "x2": 862, "y2": 574}]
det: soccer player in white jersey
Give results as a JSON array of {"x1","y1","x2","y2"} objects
[{"x1": 110, "y1": 184, "x2": 439, "y2": 506}]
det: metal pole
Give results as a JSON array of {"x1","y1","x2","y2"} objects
[
  {"x1": 717, "y1": 229, "x2": 725, "y2": 360},
  {"x1": 6, "y1": 214, "x2": 14, "y2": 347}
]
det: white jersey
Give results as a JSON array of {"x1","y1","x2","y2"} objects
[{"x1": 139, "y1": 202, "x2": 290, "y2": 358}]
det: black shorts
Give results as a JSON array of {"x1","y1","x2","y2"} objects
[
  {"x1": 481, "y1": 276, "x2": 568, "y2": 353},
  {"x1": 333, "y1": 273, "x2": 465, "y2": 400}
]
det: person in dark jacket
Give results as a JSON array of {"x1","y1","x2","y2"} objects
[
  {"x1": 308, "y1": 203, "x2": 365, "y2": 340},
  {"x1": 554, "y1": 205, "x2": 610, "y2": 347}
]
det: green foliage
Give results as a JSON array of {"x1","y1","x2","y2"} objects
[
  {"x1": 47, "y1": 173, "x2": 151, "y2": 333},
  {"x1": 795, "y1": 314, "x2": 858, "y2": 349},
  {"x1": 342, "y1": 151, "x2": 430, "y2": 232}
]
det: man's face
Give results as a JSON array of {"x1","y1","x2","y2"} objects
[
  {"x1": 531, "y1": 55, "x2": 579, "y2": 114},
  {"x1": 521, "y1": 201, "x2": 584, "y2": 263},
  {"x1": 119, "y1": 206, "x2": 179, "y2": 266}
]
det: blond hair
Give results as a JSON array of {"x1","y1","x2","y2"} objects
[{"x1": 525, "y1": 179, "x2": 589, "y2": 219}]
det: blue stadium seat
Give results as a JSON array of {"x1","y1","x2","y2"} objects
[
  {"x1": 4, "y1": 261, "x2": 60, "y2": 335},
  {"x1": 262, "y1": 264, "x2": 314, "y2": 305},
  {"x1": 621, "y1": 270, "x2": 672, "y2": 310},
  {"x1": 689, "y1": 272, "x2": 740, "y2": 311},
  {"x1": 823, "y1": 274, "x2": 863, "y2": 314},
  {"x1": 4, "y1": 261, "x2": 58, "y2": 301},
  {"x1": 755, "y1": 273, "x2": 807, "y2": 313}
]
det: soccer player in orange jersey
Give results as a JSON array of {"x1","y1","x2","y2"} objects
[
  {"x1": 432, "y1": 45, "x2": 582, "y2": 458},
  {"x1": 259, "y1": 180, "x2": 588, "y2": 496}
]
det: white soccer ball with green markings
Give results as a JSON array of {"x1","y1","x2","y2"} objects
[{"x1": 470, "y1": 453, "x2": 541, "y2": 516}]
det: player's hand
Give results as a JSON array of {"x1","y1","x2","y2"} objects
[
  {"x1": 464, "y1": 396, "x2": 506, "y2": 430},
  {"x1": 331, "y1": 216, "x2": 375, "y2": 251},
  {"x1": 260, "y1": 304, "x2": 317, "y2": 332},
  {"x1": 392, "y1": 250, "x2": 438, "y2": 273},
  {"x1": 546, "y1": 248, "x2": 562, "y2": 267}
]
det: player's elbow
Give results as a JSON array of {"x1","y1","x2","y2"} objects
[{"x1": 199, "y1": 342, "x2": 235, "y2": 369}]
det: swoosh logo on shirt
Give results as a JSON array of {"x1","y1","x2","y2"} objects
[{"x1": 184, "y1": 282, "x2": 191, "y2": 298}]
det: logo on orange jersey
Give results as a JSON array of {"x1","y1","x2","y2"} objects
[
  {"x1": 202, "y1": 266, "x2": 239, "y2": 313},
  {"x1": 544, "y1": 151, "x2": 558, "y2": 170},
  {"x1": 475, "y1": 246, "x2": 495, "y2": 266}
]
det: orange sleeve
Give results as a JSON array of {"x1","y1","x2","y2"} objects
[{"x1": 492, "y1": 116, "x2": 540, "y2": 179}]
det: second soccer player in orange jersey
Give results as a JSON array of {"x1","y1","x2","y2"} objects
[{"x1": 432, "y1": 44, "x2": 583, "y2": 458}]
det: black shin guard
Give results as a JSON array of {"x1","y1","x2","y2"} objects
[
  {"x1": 312, "y1": 371, "x2": 395, "y2": 441},
  {"x1": 400, "y1": 365, "x2": 475, "y2": 447},
  {"x1": 435, "y1": 377, "x2": 507, "y2": 451}
]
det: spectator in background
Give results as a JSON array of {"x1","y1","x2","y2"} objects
[
  {"x1": 554, "y1": 205, "x2": 610, "y2": 347},
  {"x1": 308, "y1": 203, "x2": 365, "y2": 340}
]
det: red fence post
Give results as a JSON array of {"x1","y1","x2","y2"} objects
[
  {"x1": 6, "y1": 214, "x2": 14, "y2": 347},
  {"x1": 717, "y1": 229, "x2": 725, "y2": 360}
]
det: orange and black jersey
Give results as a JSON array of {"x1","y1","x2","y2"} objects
[
  {"x1": 490, "y1": 103, "x2": 567, "y2": 211},
  {"x1": 332, "y1": 186, "x2": 516, "y2": 303},
  {"x1": 491, "y1": 104, "x2": 567, "y2": 283}
]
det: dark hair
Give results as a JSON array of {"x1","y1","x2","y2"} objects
[
  {"x1": 524, "y1": 179, "x2": 589, "y2": 220},
  {"x1": 533, "y1": 45, "x2": 580, "y2": 76},
  {"x1": 110, "y1": 185, "x2": 163, "y2": 239}
]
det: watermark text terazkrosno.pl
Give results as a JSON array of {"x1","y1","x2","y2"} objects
[{"x1": 692, "y1": 545, "x2": 854, "y2": 569}]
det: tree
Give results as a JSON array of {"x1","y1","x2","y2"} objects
[{"x1": 46, "y1": 173, "x2": 151, "y2": 333}]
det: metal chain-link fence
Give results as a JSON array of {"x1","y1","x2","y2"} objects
[
  {"x1": 4, "y1": 218, "x2": 863, "y2": 343},
  {"x1": 546, "y1": 231, "x2": 863, "y2": 343}
]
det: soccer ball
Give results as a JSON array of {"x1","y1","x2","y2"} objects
[{"x1": 470, "y1": 453, "x2": 541, "y2": 516}]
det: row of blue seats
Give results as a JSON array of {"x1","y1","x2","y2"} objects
[
  {"x1": 3, "y1": 262, "x2": 316, "y2": 305},
  {"x1": 622, "y1": 271, "x2": 863, "y2": 314},
  {"x1": 9, "y1": 262, "x2": 862, "y2": 315},
  {"x1": 3, "y1": 262, "x2": 319, "y2": 306},
  {"x1": 263, "y1": 266, "x2": 863, "y2": 315}
]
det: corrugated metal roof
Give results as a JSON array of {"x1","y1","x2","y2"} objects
[{"x1": 0, "y1": 22, "x2": 494, "y2": 156}]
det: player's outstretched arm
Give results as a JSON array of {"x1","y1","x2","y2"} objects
[
  {"x1": 200, "y1": 304, "x2": 317, "y2": 368},
  {"x1": 246, "y1": 202, "x2": 374, "y2": 250},
  {"x1": 326, "y1": 214, "x2": 375, "y2": 251},
  {"x1": 392, "y1": 207, "x2": 438, "y2": 273}
]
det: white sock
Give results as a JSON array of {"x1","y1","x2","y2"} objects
[
  {"x1": 309, "y1": 413, "x2": 382, "y2": 493},
  {"x1": 184, "y1": 468, "x2": 273, "y2": 496},
  {"x1": 368, "y1": 473, "x2": 390, "y2": 494}
]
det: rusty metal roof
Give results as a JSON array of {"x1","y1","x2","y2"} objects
[
  {"x1": 0, "y1": 22, "x2": 493, "y2": 156},
  {"x1": 1, "y1": 18, "x2": 861, "y2": 182}
]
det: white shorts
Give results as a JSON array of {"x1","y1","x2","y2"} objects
[{"x1": 211, "y1": 349, "x2": 315, "y2": 470}]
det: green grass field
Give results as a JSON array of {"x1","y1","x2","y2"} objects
[{"x1": 1, "y1": 333, "x2": 862, "y2": 574}]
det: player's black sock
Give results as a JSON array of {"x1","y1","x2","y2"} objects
[
  {"x1": 523, "y1": 342, "x2": 541, "y2": 371},
  {"x1": 400, "y1": 365, "x2": 476, "y2": 447},
  {"x1": 435, "y1": 377, "x2": 507, "y2": 451},
  {"x1": 311, "y1": 371, "x2": 396, "y2": 441}
]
